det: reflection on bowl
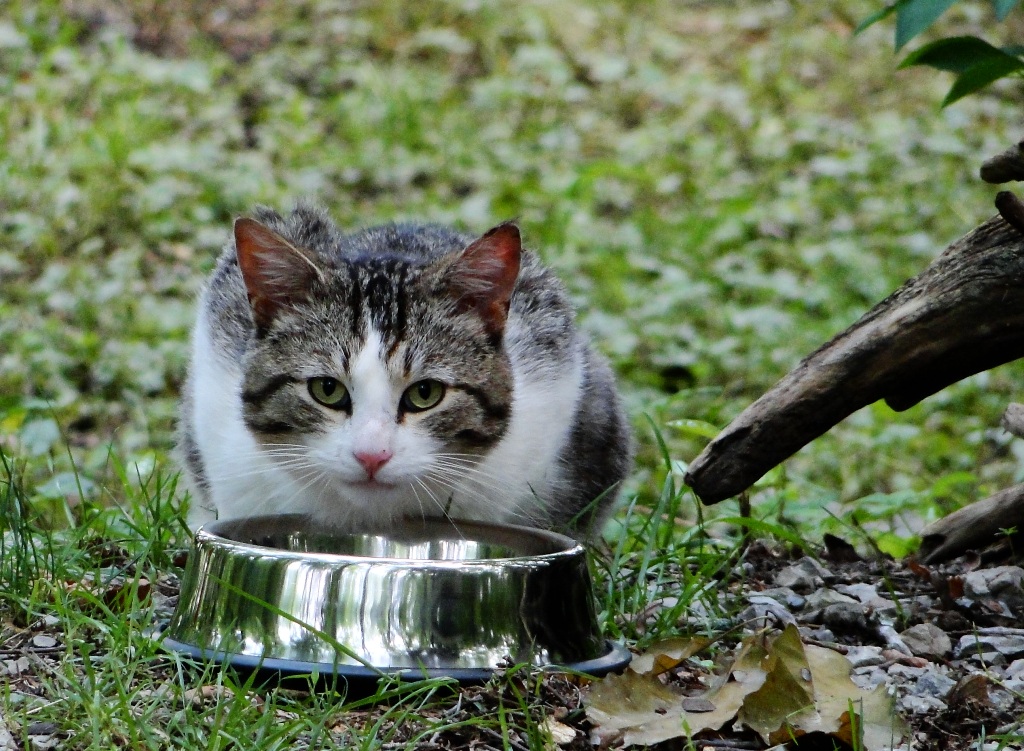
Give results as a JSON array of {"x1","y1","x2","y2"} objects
[{"x1": 162, "y1": 514, "x2": 611, "y2": 673}]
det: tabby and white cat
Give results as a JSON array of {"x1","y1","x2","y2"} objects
[{"x1": 177, "y1": 205, "x2": 631, "y2": 534}]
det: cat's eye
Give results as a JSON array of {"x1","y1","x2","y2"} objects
[
  {"x1": 308, "y1": 377, "x2": 351, "y2": 409},
  {"x1": 401, "y1": 380, "x2": 446, "y2": 412}
]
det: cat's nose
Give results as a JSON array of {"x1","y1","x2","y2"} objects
[{"x1": 354, "y1": 449, "x2": 393, "y2": 478}]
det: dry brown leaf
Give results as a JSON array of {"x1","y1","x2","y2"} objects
[
  {"x1": 587, "y1": 626, "x2": 907, "y2": 750},
  {"x1": 629, "y1": 636, "x2": 713, "y2": 676},
  {"x1": 739, "y1": 625, "x2": 815, "y2": 742}
]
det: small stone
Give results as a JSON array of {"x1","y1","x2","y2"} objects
[
  {"x1": 969, "y1": 651, "x2": 1008, "y2": 668},
  {"x1": 888, "y1": 663, "x2": 928, "y2": 680},
  {"x1": 798, "y1": 626, "x2": 835, "y2": 643},
  {"x1": 738, "y1": 596, "x2": 797, "y2": 627},
  {"x1": 899, "y1": 694, "x2": 946, "y2": 714},
  {"x1": 989, "y1": 687, "x2": 1017, "y2": 713},
  {"x1": 820, "y1": 602, "x2": 870, "y2": 634},
  {"x1": 804, "y1": 588, "x2": 857, "y2": 609},
  {"x1": 26, "y1": 723, "x2": 59, "y2": 736},
  {"x1": 1003, "y1": 677, "x2": 1024, "y2": 693},
  {"x1": 0, "y1": 717, "x2": 14, "y2": 751},
  {"x1": 774, "y1": 557, "x2": 832, "y2": 593},
  {"x1": 31, "y1": 635, "x2": 58, "y2": 649},
  {"x1": 954, "y1": 633, "x2": 1024, "y2": 660},
  {"x1": 851, "y1": 666, "x2": 888, "y2": 689},
  {"x1": 845, "y1": 645, "x2": 885, "y2": 669},
  {"x1": 961, "y1": 566, "x2": 1024, "y2": 612},
  {"x1": 758, "y1": 586, "x2": 805, "y2": 609},
  {"x1": 835, "y1": 582, "x2": 880, "y2": 603},
  {"x1": 41, "y1": 615, "x2": 60, "y2": 628},
  {"x1": 5, "y1": 657, "x2": 29, "y2": 676},
  {"x1": 899, "y1": 623, "x2": 951, "y2": 659},
  {"x1": 1005, "y1": 658, "x2": 1024, "y2": 679},
  {"x1": 915, "y1": 671, "x2": 956, "y2": 698}
]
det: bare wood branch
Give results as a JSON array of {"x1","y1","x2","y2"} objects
[
  {"x1": 995, "y1": 191, "x2": 1024, "y2": 234},
  {"x1": 686, "y1": 216, "x2": 1024, "y2": 504},
  {"x1": 918, "y1": 484, "x2": 1024, "y2": 563},
  {"x1": 981, "y1": 140, "x2": 1024, "y2": 184}
]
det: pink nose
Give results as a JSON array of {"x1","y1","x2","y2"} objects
[{"x1": 354, "y1": 449, "x2": 393, "y2": 478}]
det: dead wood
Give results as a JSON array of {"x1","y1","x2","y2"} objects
[
  {"x1": 995, "y1": 191, "x2": 1024, "y2": 234},
  {"x1": 980, "y1": 140, "x2": 1024, "y2": 184},
  {"x1": 686, "y1": 215, "x2": 1024, "y2": 504},
  {"x1": 918, "y1": 483, "x2": 1024, "y2": 563}
]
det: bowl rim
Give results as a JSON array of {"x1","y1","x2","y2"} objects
[{"x1": 196, "y1": 513, "x2": 587, "y2": 567}]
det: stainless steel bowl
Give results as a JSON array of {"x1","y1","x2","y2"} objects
[{"x1": 161, "y1": 514, "x2": 626, "y2": 679}]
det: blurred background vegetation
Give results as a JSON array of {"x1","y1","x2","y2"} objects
[{"x1": 2, "y1": 0, "x2": 1023, "y2": 550}]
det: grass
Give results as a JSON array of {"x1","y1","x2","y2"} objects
[{"x1": 3, "y1": 0, "x2": 1024, "y2": 747}]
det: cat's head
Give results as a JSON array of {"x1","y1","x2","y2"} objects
[{"x1": 232, "y1": 213, "x2": 522, "y2": 527}]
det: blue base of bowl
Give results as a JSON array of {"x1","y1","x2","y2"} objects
[{"x1": 149, "y1": 624, "x2": 631, "y2": 695}]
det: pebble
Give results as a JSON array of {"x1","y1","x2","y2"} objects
[
  {"x1": 31, "y1": 635, "x2": 58, "y2": 649},
  {"x1": 835, "y1": 582, "x2": 879, "y2": 603},
  {"x1": 774, "y1": 557, "x2": 832, "y2": 593},
  {"x1": 845, "y1": 645, "x2": 886, "y2": 668},
  {"x1": 852, "y1": 666, "x2": 889, "y2": 689},
  {"x1": 798, "y1": 626, "x2": 835, "y2": 642},
  {"x1": 889, "y1": 663, "x2": 929, "y2": 680},
  {"x1": 900, "y1": 694, "x2": 946, "y2": 714},
  {"x1": 954, "y1": 633, "x2": 1024, "y2": 660},
  {"x1": 877, "y1": 624, "x2": 912, "y2": 655},
  {"x1": 4, "y1": 657, "x2": 29, "y2": 676},
  {"x1": 803, "y1": 588, "x2": 857, "y2": 609},
  {"x1": 961, "y1": 566, "x2": 1024, "y2": 611},
  {"x1": 739, "y1": 596, "x2": 797, "y2": 626},
  {"x1": 0, "y1": 717, "x2": 14, "y2": 751},
  {"x1": 758, "y1": 587, "x2": 805, "y2": 609},
  {"x1": 900, "y1": 623, "x2": 952, "y2": 659},
  {"x1": 1005, "y1": 658, "x2": 1024, "y2": 678},
  {"x1": 967, "y1": 651, "x2": 1008, "y2": 668},
  {"x1": 915, "y1": 671, "x2": 956, "y2": 698},
  {"x1": 819, "y1": 602, "x2": 871, "y2": 633}
]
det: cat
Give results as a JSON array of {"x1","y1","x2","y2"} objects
[{"x1": 177, "y1": 204, "x2": 631, "y2": 535}]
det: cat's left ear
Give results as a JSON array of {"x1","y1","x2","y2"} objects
[
  {"x1": 448, "y1": 222, "x2": 522, "y2": 336},
  {"x1": 234, "y1": 217, "x2": 324, "y2": 331}
]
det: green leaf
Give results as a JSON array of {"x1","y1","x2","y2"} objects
[
  {"x1": 895, "y1": 0, "x2": 958, "y2": 49},
  {"x1": 993, "y1": 0, "x2": 1020, "y2": 20},
  {"x1": 899, "y1": 35, "x2": 1012, "y2": 73},
  {"x1": 943, "y1": 54, "x2": 1024, "y2": 105},
  {"x1": 854, "y1": 3, "x2": 902, "y2": 35}
]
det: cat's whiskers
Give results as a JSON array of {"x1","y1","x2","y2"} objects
[
  {"x1": 420, "y1": 466, "x2": 531, "y2": 523},
  {"x1": 211, "y1": 455, "x2": 320, "y2": 482},
  {"x1": 412, "y1": 477, "x2": 469, "y2": 540},
  {"x1": 427, "y1": 461, "x2": 510, "y2": 498}
]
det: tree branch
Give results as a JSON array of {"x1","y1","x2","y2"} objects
[{"x1": 686, "y1": 216, "x2": 1024, "y2": 504}]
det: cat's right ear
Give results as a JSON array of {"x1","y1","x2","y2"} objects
[{"x1": 234, "y1": 217, "x2": 323, "y2": 331}]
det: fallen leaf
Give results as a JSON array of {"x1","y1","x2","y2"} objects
[
  {"x1": 586, "y1": 627, "x2": 907, "y2": 751},
  {"x1": 740, "y1": 626, "x2": 815, "y2": 742},
  {"x1": 630, "y1": 636, "x2": 713, "y2": 676},
  {"x1": 541, "y1": 716, "x2": 576, "y2": 746}
]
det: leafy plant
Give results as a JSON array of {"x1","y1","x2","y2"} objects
[{"x1": 859, "y1": 0, "x2": 1024, "y2": 104}]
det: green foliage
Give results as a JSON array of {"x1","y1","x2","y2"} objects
[
  {"x1": 2, "y1": 0, "x2": 1024, "y2": 742},
  {"x1": 860, "y1": 0, "x2": 1024, "y2": 104}
]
